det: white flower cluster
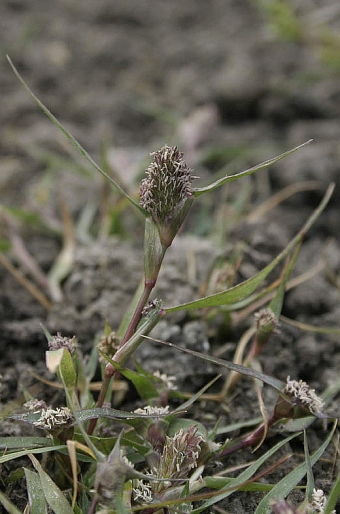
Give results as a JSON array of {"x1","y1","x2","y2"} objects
[
  {"x1": 33, "y1": 407, "x2": 73, "y2": 430},
  {"x1": 310, "y1": 488, "x2": 335, "y2": 514},
  {"x1": 134, "y1": 405, "x2": 170, "y2": 416},
  {"x1": 132, "y1": 479, "x2": 153, "y2": 504},
  {"x1": 284, "y1": 376, "x2": 324, "y2": 415}
]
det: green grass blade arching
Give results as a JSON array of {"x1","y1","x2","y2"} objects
[
  {"x1": 0, "y1": 445, "x2": 66, "y2": 465},
  {"x1": 324, "y1": 471, "x2": 340, "y2": 514},
  {"x1": 151, "y1": 337, "x2": 284, "y2": 391},
  {"x1": 29, "y1": 454, "x2": 74, "y2": 514},
  {"x1": 192, "y1": 432, "x2": 300, "y2": 513},
  {"x1": 268, "y1": 242, "x2": 302, "y2": 318},
  {"x1": 0, "y1": 436, "x2": 53, "y2": 450},
  {"x1": 7, "y1": 56, "x2": 145, "y2": 216},
  {"x1": 254, "y1": 421, "x2": 337, "y2": 514},
  {"x1": 24, "y1": 468, "x2": 48, "y2": 514},
  {"x1": 193, "y1": 140, "x2": 312, "y2": 197},
  {"x1": 166, "y1": 183, "x2": 334, "y2": 313}
]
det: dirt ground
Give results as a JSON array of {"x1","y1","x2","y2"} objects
[{"x1": 1, "y1": 1, "x2": 340, "y2": 512}]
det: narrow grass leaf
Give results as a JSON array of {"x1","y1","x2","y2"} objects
[
  {"x1": 29, "y1": 454, "x2": 74, "y2": 514},
  {"x1": 150, "y1": 337, "x2": 284, "y2": 391},
  {"x1": 280, "y1": 315, "x2": 340, "y2": 335},
  {"x1": 7, "y1": 56, "x2": 144, "y2": 215},
  {"x1": 193, "y1": 141, "x2": 312, "y2": 197},
  {"x1": 303, "y1": 429, "x2": 315, "y2": 501},
  {"x1": 172, "y1": 375, "x2": 221, "y2": 413},
  {"x1": 269, "y1": 243, "x2": 302, "y2": 318},
  {"x1": 0, "y1": 445, "x2": 66, "y2": 464},
  {"x1": 166, "y1": 183, "x2": 334, "y2": 313},
  {"x1": 24, "y1": 468, "x2": 48, "y2": 514},
  {"x1": 254, "y1": 421, "x2": 337, "y2": 514},
  {"x1": 192, "y1": 433, "x2": 300, "y2": 513},
  {"x1": 75, "y1": 406, "x2": 170, "y2": 422},
  {"x1": 0, "y1": 204, "x2": 44, "y2": 226},
  {"x1": 205, "y1": 477, "x2": 273, "y2": 492},
  {"x1": 0, "y1": 436, "x2": 52, "y2": 449},
  {"x1": 324, "y1": 471, "x2": 340, "y2": 514},
  {"x1": 216, "y1": 416, "x2": 263, "y2": 435}
]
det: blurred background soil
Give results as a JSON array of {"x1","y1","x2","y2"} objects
[{"x1": 0, "y1": 1, "x2": 340, "y2": 512}]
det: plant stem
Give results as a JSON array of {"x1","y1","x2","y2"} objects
[
  {"x1": 218, "y1": 413, "x2": 279, "y2": 458},
  {"x1": 119, "y1": 282, "x2": 155, "y2": 348},
  {"x1": 87, "y1": 282, "x2": 156, "y2": 435},
  {"x1": 88, "y1": 217, "x2": 169, "y2": 435},
  {"x1": 88, "y1": 496, "x2": 98, "y2": 514}
]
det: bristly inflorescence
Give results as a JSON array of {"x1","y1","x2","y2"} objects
[
  {"x1": 48, "y1": 332, "x2": 76, "y2": 353},
  {"x1": 153, "y1": 426, "x2": 203, "y2": 483},
  {"x1": 284, "y1": 376, "x2": 324, "y2": 415},
  {"x1": 133, "y1": 479, "x2": 153, "y2": 504},
  {"x1": 269, "y1": 488, "x2": 336, "y2": 514},
  {"x1": 132, "y1": 425, "x2": 204, "y2": 504},
  {"x1": 254, "y1": 308, "x2": 278, "y2": 331},
  {"x1": 310, "y1": 488, "x2": 335, "y2": 514},
  {"x1": 134, "y1": 405, "x2": 170, "y2": 416},
  {"x1": 139, "y1": 145, "x2": 195, "y2": 224},
  {"x1": 32, "y1": 407, "x2": 73, "y2": 430}
]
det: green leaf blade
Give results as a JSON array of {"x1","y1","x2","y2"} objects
[
  {"x1": 166, "y1": 183, "x2": 334, "y2": 313},
  {"x1": 193, "y1": 141, "x2": 312, "y2": 197},
  {"x1": 254, "y1": 422, "x2": 337, "y2": 514},
  {"x1": 0, "y1": 445, "x2": 66, "y2": 464},
  {"x1": 24, "y1": 468, "x2": 48, "y2": 514},
  {"x1": 7, "y1": 56, "x2": 144, "y2": 215},
  {"x1": 192, "y1": 433, "x2": 300, "y2": 513},
  {"x1": 29, "y1": 454, "x2": 74, "y2": 514}
]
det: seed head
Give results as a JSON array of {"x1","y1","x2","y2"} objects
[
  {"x1": 152, "y1": 426, "x2": 203, "y2": 485},
  {"x1": 140, "y1": 145, "x2": 194, "y2": 225},
  {"x1": 134, "y1": 405, "x2": 170, "y2": 416},
  {"x1": 48, "y1": 332, "x2": 76, "y2": 353},
  {"x1": 133, "y1": 479, "x2": 153, "y2": 504},
  {"x1": 32, "y1": 407, "x2": 73, "y2": 430},
  {"x1": 284, "y1": 376, "x2": 324, "y2": 416},
  {"x1": 254, "y1": 308, "x2": 278, "y2": 332},
  {"x1": 310, "y1": 488, "x2": 335, "y2": 514}
]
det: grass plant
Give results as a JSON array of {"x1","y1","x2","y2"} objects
[{"x1": 0, "y1": 58, "x2": 339, "y2": 514}]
